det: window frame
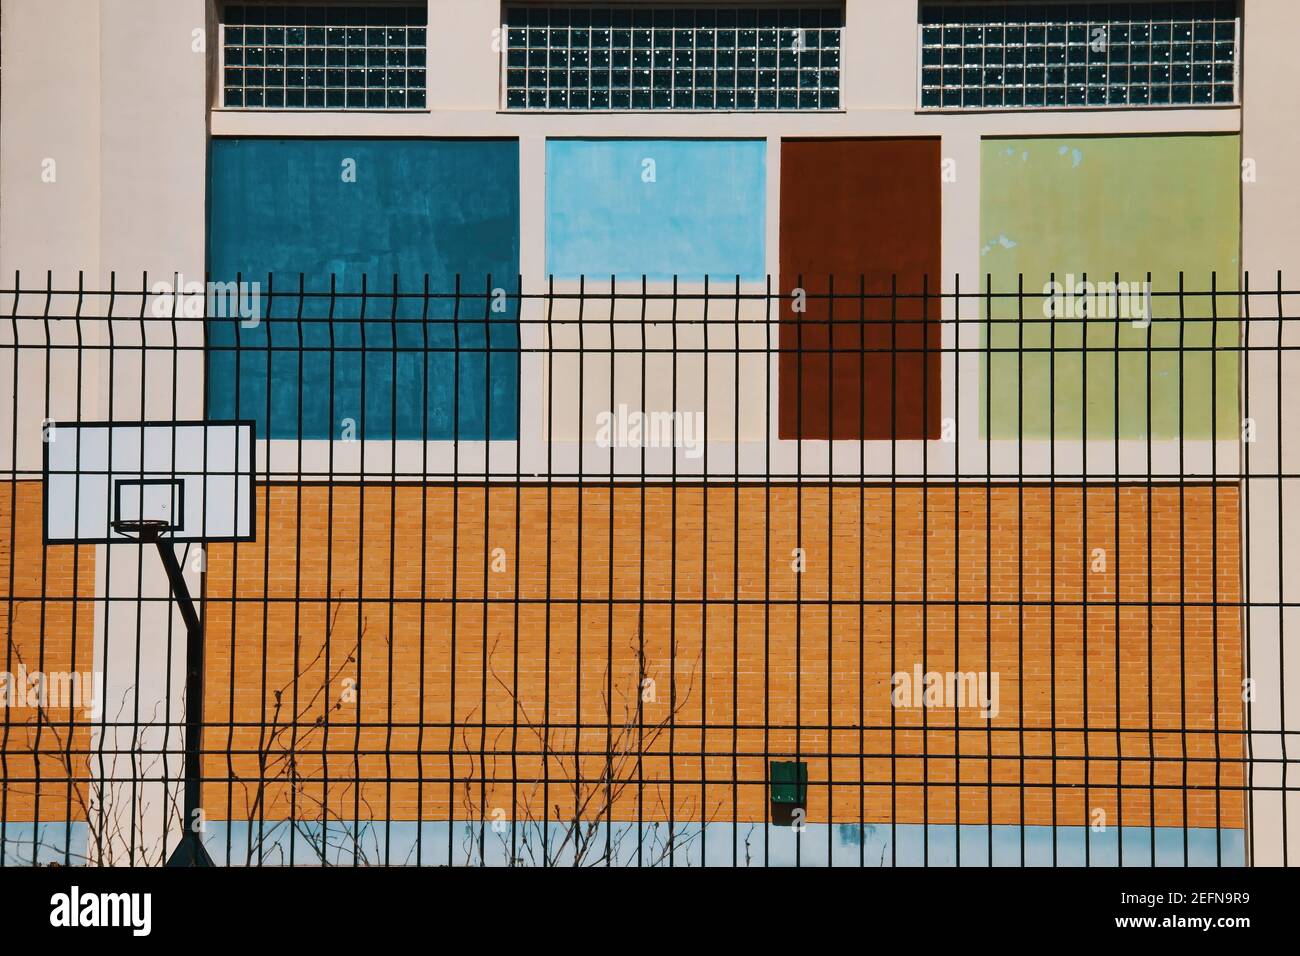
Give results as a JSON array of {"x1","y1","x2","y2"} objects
[
  {"x1": 914, "y1": 0, "x2": 1241, "y2": 113},
  {"x1": 497, "y1": 2, "x2": 847, "y2": 113},
  {"x1": 215, "y1": 1, "x2": 431, "y2": 112}
]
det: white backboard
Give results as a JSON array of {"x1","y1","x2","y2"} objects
[{"x1": 44, "y1": 421, "x2": 256, "y2": 544}]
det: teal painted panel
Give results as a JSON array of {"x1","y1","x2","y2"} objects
[{"x1": 208, "y1": 138, "x2": 520, "y2": 440}]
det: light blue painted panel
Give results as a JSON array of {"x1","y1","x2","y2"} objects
[{"x1": 546, "y1": 138, "x2": 766, "y2": 281}]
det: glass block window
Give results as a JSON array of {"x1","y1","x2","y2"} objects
[
  {"x1": 919, "y1": 1, "x2": 1239, "y2": 110},
  {"x1": 502, "y1": 5, "x2": 843, "y2": 110},
  {"x1": 221, "y1": 3, "x2": 428, "y2": 109}
]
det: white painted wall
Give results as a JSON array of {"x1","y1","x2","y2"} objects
[{"x1": 1, "y1": 0, "x2": 209, "y2": 864}]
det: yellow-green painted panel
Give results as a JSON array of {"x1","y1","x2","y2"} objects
[{"x1": 980, "y1": 134, "x2": 1240, "y2": 440}]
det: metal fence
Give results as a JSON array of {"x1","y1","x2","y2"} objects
[{"x1": 0, "y1": 272, "x2": 1296, "y2": 866}]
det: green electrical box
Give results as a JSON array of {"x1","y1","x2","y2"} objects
[{"x1": 770, "y1": 760, "x2": 808, "y2": 805}]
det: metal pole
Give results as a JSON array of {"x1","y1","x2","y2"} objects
[{"x1": 139, "y1": 528, "x2": 214, "y2": 867}]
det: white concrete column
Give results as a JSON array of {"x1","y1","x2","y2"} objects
[
  {"x1": 0, "y1": 0, "x2": 209, "y2": 864},
  {"x1": 1240, "y1": 0, "x2": 1300, "y2": 867}
]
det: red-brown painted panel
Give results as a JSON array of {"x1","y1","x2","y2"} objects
[{"x1": 779, "y1": 138, "x2": 942, "y2": 440}]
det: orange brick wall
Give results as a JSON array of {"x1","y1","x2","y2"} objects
[
  {"x1": 0, "y1": 482, "x2": 97, "y2": 822},
  {"x1": 203, "y1": 482, "x2": 1244, "y2": 831}
]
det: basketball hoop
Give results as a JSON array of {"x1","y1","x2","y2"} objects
[
  {"x1": 43, "y1": 420, "x2": 255, "y2": 545},
  {"x1": 110, "y1": 518, "x2": 174, "y2": 541},
  {"x1": 43, "y1": 420, "x2": 256, "y2": 868}
]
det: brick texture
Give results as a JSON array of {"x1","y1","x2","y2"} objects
[
  {"x1": 0, "y1": 482, "x2": 97, "y2": 822},
  {"x1": 202, "y1": 482, "x2": 1244, "y2": 831}
]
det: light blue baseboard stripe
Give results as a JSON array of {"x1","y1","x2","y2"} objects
[
  {"x1": 0, "y1": 820, "x2": 1242, "y2": 866},
  {"x1": 0, "y1": 822, "x2": 89, "y2": 866},
  {"x1": 193, "y1": 821, "x2": 1246, "y2": 867}
]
